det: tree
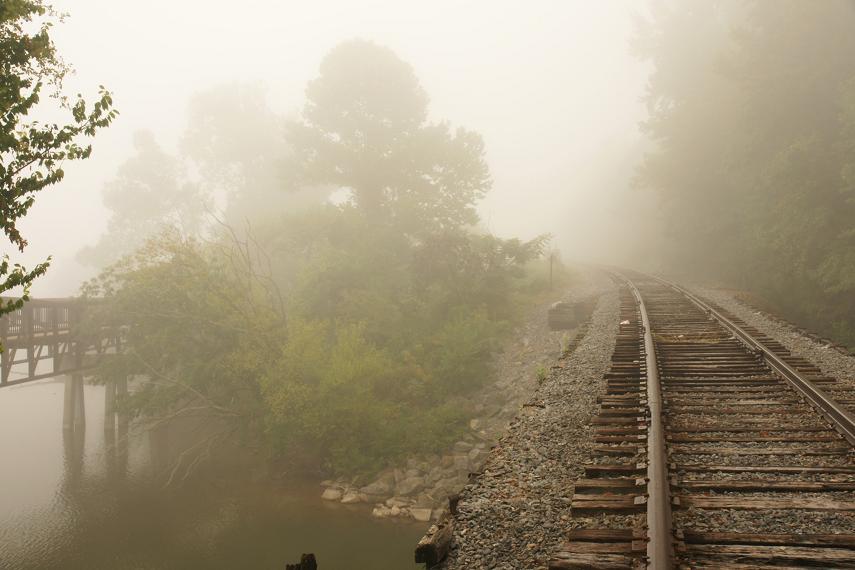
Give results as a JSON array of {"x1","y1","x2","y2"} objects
[
  {"x1": 286, "y1": 39, "x2": 491, "y2": 233},
  {"x1": 86, "y1": 40, "x2": 559, "y2": 477},
  {"x1": 634, "y1": 0, "x2": 855, "y2": 346},
  {"x1": 78, "y1": 131, "x2": 203, "y2": 267},
  {"x1": 181, "y1": 83, "x2": 326, "y2": 225},
  {"x1": 632, "y1": 0, "x2": 747, "y2": 276},
  {"x1": 1, "y1": 1, "x2": 116, "y2": 314}
]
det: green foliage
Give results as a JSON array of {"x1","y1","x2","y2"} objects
[
  {"x1": 635, "y1": 0, "x2": 855, "y2": 347},
  {"x1": 89, "y1": 216, "x2": 547, "y2": 474},
  {"x1": 261, "y1": 319, "x2": 410, "y2": 474},
  {"x1": 255, "y1": 205, "x2": 547, "y2": 473},
  {"x1": 180, "y1": 83, "x2": 327, "y2": 225},
  {"x1": 83, "y1": 232, "x2": 285, "y2": 435},
  {"x1": 78, "y1": 131, "x2": 204, "y2": 267},
  {"x1": 82, "y1": 83, "x2": 333, "y2": 271},
  {"x1": 286, "y1": 40, "x2": 491, "y2": 233},
  {"x1": 0, "y1": 0, "x2": 116, "y2": 316},
  {"x1": 86, "y1": 40, "x2": 557, "y2": 476}
]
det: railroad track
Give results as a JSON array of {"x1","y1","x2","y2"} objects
[{"x1": 550, "y1": 272, "x2": 855, "y2": 569}]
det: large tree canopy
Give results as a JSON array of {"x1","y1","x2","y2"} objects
[
  {"x1": 286, "y1": 39, "x2": 491, "y2": 232},
  {"x1": 1, "y1": 0, "x2": 116, "y2": 313},
  {"x1": 180, "y1": 83, "x2": 324, "y2": 224},
  {"x1": 85, "y1": 40, "x2": 558, "y2": 476},
  {"x1": 78, "y1": 131, "x2": 203, "y2": 267},
  {"x1": 635, "y1": 0, "x2": 855, "y2": 346}
]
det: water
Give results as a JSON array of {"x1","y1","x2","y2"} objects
[{"x1": 0, "y1": 378, "x2": 425, "y2": 569}]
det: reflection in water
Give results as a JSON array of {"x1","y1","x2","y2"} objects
[
  {"x1": 102, "y1": 377, "x2": 130, "y2": 484},
  {"x1": 61, "y1": 426, "x2": 86, "y2": 490},
  {"x1": 0, "y1": 378, "x2": 424, "y2": 570}
]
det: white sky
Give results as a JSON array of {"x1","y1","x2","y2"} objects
[{"x1": 17, "y1": 0, "x2": 650, "y2": 295}]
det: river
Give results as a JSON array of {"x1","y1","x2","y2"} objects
[{"x1": 0, "y1": 378, "x2": 425, "y2": 569}]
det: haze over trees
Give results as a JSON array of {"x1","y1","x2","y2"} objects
[
  {"x1": 634, "y1": 0, "x2": 855, "y2": 346},
  {"x1": 84, "y1": 40, "x2": 558, "y2": 476},
  {"x1": 287, "y1": 40, "x2": 491, "y2": 233},
  {"x1": 0, "y1": 0, "x2": 115, "y2": 316},
  {"x1": 77, "y1": 130, "x2": 203, "y2": 267},
  {"x1": 180, "y1": 82, "x2": 325, "y2": 224},
  {"x1": 11, "y1": 0, "x2": 853, "y2": 484}
]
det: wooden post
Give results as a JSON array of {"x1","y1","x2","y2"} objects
[
  {"x1": 1, "y1": 314, "x2": 8, "y2": 386},
  {"x1": 116, "y1": 381, "x2": 129, "y2": 479},
  {"x1": 104, "y1": 378, "x2": 116, "y2": 450},
  {"x1": 117, "y1": 375, "x2": 128, "y2": 401},
  {"x1": 52, "y1": 306, "x2": 60, "y2": 375},
  {"x1": 62, "y1": 418, "x2": 85, "y2": 486},
  {"x1": 415, "y1": 512, "x2": 453, "y2": 566},
  {"x1": 71, "y1": 344, "x2": 85, "y2": 431},
  {"x1": 63, "y1": 375, "x2": 75, "y2": 431},
  {"x1": 104, "y1": 384, "x2": 117, "y2": 480},
  {"x1": 116, "y1": 375, "x2": 128, "y2": 425},
  {"x1": 117, "y1": 374, "x2": 129, "y2": 473},
  {"x1": 105, "y1": 378, "x2": 116, "y2": 417},
  {"x1": 285, "y1": 554, "x2": 317, "y2": 570},
  {"x1": 23, "y1": 306, "x2": 35, "y2": 378},
  {"x1": 72, "y1": 372, "x2": 85, "y2": 431}
]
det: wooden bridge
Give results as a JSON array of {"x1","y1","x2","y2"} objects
[{"x1": 0, "y1": 298, "x2": 124, "y2": 432}]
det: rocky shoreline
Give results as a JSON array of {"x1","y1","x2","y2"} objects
[
  {"x1": 318, "y1": 268, "x2": 611, "y2": 525},
  {"x1": 436, "y1": 276, "x2": 620, "y2": 569}
]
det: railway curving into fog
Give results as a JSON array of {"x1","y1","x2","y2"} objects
[{"x1": 430, "y1": 271, "x2": 855, "y2": 570}]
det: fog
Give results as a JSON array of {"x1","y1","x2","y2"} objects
[
  {"x1": 6, "y1": 3, "x2": 855, "y2": 568},
  {"x1": 19, "y1": 0, "x2": 649, "y2": 296}
]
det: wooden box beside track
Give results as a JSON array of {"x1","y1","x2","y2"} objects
[{"x1": 548, "y1": 301, "x2": 581, "y2": 330}]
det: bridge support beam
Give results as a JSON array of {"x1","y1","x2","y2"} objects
[
  {"x1": 105, "y1": 376, "x2": 129, "y2": 429},
  {"x1": 62, "y1": 346, "x2": 86, "y2": 432},
  {"x1": 105, "y1": 378, "x2": 116, "y2": 416},
  {"x1": 104, "y1": 377, "x2": 128, "y2": 433},
  {"x1": 63, "y1": 375, "x2": 74, "y2": 431},
  {"x1": 117, "y1": 375, "x2": 128, "y2": 405},
  {"x1": 63, "y1": 372, "x2": 86, "y2": 431},
  {"x1": 62, "y1": 419, "x2": 85, "y2": 485},
  {"x1": 103, "y1": 375, "x2": 130, "y2": 479},
  {"x1": 63, "y1": 347, "x2": 86, "y2": 432},
  {"x1": 73, "y1": 373, "x2": 85, "y2": 430}
]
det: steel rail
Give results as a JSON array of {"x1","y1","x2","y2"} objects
[
  {"x1": 625, "y1": 277, "x2": 673, "y2": 570},
  {"x1": 655, "y1": 276, "x2": 855, "y2": 446}
]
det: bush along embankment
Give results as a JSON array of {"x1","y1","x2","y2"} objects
[
  {"x1": 82, "y1": 40, "x2": 575, "y2": 497},
  {"x1": 319, "y1": 272, "x2": 603, "y2": 524},
  {"x1": 84, "y1": 210, "x2": 566, "y2": 488}
]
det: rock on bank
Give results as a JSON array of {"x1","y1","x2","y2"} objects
[{"x1": 437, "y1": 278, "x2": 620, "y2": 570}]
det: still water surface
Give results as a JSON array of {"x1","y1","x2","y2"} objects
[{"x1": 0, "y1": 378, "x2": 424, "y2": 569}]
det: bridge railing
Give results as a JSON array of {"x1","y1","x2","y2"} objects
[
  {"x1": 1, "y1": 299, "x2": 77, "y2": 339},
  {"x1": 0, "y1": 298, "x2": 120, "y2": 387}
]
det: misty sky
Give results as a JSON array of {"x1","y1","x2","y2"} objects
[{"x1": 19, "y1": 0, "x2": 649, "y2": 296}]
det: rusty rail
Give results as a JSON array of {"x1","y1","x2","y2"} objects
[
  {"x1": 658, "y1": 278, "x2": 855, "y2": 446},
  {"x1": 550, "y1": 270, "x2": 855, "y2": 568},
  {"x1": 626, "y1": 279, "x2": 673, "y2": 569}
]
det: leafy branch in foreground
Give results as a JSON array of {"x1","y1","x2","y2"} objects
[{"x1": 1, "y1": 0, "x2": 117, "y2": 316}]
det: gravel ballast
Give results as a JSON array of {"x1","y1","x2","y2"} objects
[
  {"x1": 432, "y1": 280, "x2": 853, "y2": 568},
  {"x1": 694, "y1": 286, "x2": 855, "y2": 390},
  {"x1": 671, "y1": 284, "x2": 855, "y2": 543},
  {"x1": 438, "y1": 276, "x2": 620, "y2": 570}
]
